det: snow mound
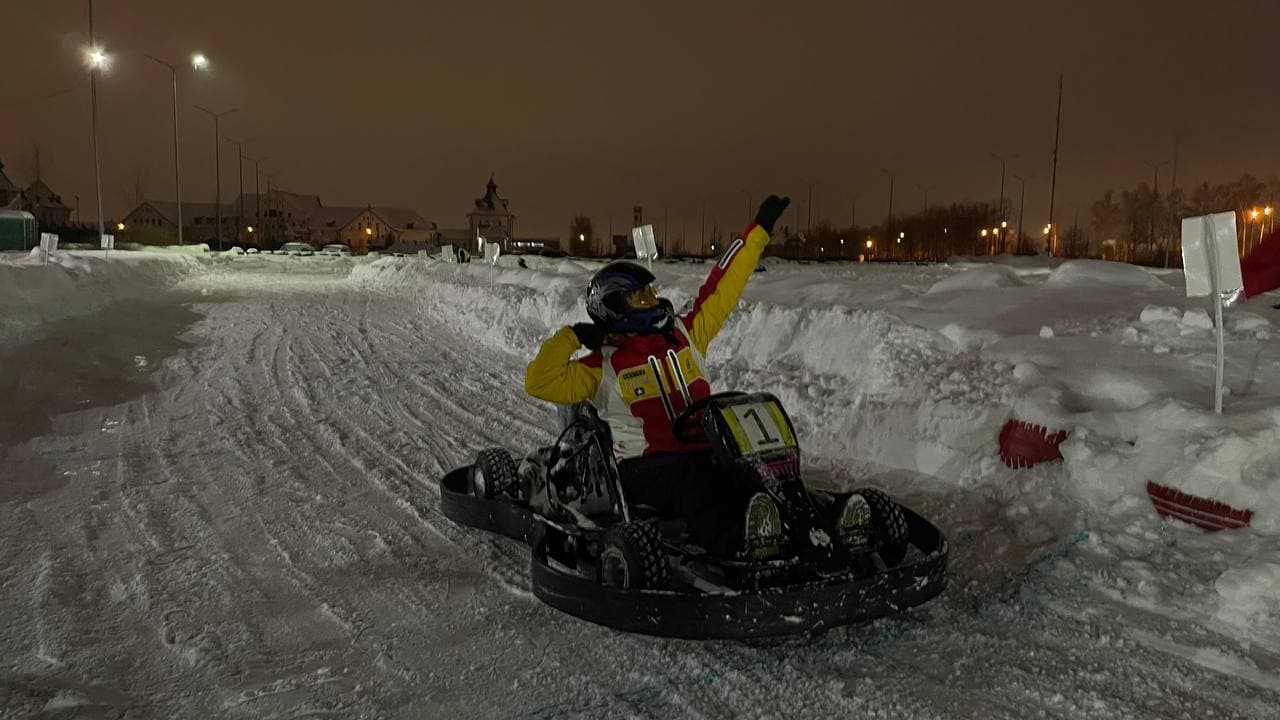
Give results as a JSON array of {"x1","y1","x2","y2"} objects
[
  {"x1": 1044, "y1": 260, "x2": 1168, "y2": 290},
  {"x1": 0, "y1": 251, "x2": 207, "y2": 346},
  {"x1": 925, "y1": 265, "x2": 1025, "y2": 295},
  {"x1": 1139, "y1": 305, "x2": 1182, "y2": 324}
]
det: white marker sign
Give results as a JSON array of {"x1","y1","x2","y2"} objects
[
  {"x1": 1181, "y1": 212, "x2": 1242, "y2": 298},
  {"x1": 441, "y1": 244, "x2": 455, "y2": 263},
  {"x1": 40, "y1": 232, "x2": 59, "y2": 264},
  {"x1": 484, "y1": 242, "x2": 500, "y2": 265},
  {"x1": 1180, "y1": 211, "x2": 1242, "y2": 414},
  {"x1": 632, "y1": 224, "x2": 658, "y2": 270}
]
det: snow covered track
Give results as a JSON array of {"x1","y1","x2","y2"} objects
[{"x1": 2, "y1": 257, "x2": 1279, "y2": 718}]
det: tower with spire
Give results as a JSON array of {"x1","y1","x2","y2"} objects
[{"x1": 466, "y1": 174, "x2": 515, "y2": 253}]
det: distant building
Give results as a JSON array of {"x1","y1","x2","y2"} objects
[
  {"x1": 124, "y1": 201, "x2": 229, "y2": 243},
  {"x1": 122, "y1": 190, "x2": 434, "y2": 252},
  {"x1": 20, "y1": 178, "x2": 72, "y2": 227},
  {"x1": 0, "y1": 159, "x2": 19, "y2": 209},
  {"x1": 307, "y1": 205, "x2": 435, "y2": 254},
  {"x1": 467, "y1": 175, "x2": 515, "y2": 253}
]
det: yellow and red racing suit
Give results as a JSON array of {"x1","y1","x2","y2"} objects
[{"x1": 525, "y1": 223, "x2": 769, "y2": 459}]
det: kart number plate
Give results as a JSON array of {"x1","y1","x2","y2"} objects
[{"x1": 723, "y1": 401, "x2": 796, "y2": 456}]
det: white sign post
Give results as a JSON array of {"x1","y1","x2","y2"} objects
[
  {"x1": 101, "y1": 233, "x2": 115, "y2": 259},
  {"x1": 631, "y1": 224, "x2": 658, "y2": 271},
  {"x1": 441, "y1": 244, "x2": 455, "y2": 263},
  {"x1": 1181, "y1": 211, "x2": 1244, "y2": 413},
  {"x1": 39, "y1": 232, "x2": 59, "y2": 265},
  {"x1": 484, "y1": 242, "x2": 500, "y2": 265}
]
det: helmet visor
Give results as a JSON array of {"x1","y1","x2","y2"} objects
[{"x1": 625, "y1": 285, "x2": 659, "y2": 309}]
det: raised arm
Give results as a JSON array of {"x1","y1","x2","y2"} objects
[{"x1": 683, "y1": 195, "x2": 790, "y2": 355}]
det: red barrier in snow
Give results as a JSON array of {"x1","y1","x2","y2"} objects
[
  {"x1": 1145, "y1": 481, "x2": 1254, "y2": 532},
  {"x1": 998, "y1": 420, "x2": 1069, "y2": 469}
]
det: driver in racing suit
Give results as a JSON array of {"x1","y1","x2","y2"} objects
[{"x1": 524, "y1": 195, "x2": 790, "y2": 557}]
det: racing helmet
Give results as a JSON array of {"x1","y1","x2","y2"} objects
[{"x1": 585, "y1": 261, "x2": 673, "y2": 333}]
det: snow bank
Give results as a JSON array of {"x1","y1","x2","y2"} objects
[
  {"x1": 0, "y1": 250, "x2": 207, "y2": 346},
  {"x1": 925, "y1": 265, "x2": 1025, "y2": 294},
  {"x1": 351, "y1": 258, "x2": 1280, "y2": 519},
  {"x1": 1044, "y1": 259, "x2": 1168, "y2": 290}
]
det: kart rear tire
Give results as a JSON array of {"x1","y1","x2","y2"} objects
[
  {"x1": 473, "y1": 448, "x2": 518, "y2": 500},
  {"x1": 599, "y1": 521, "x2": 669, "y2": 590},
  {"x1": 857, "y1": 488, "x2": 909, "y2": 567}
]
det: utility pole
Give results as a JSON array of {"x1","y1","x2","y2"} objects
[
  {"x1": 700, "y1": 198, "x2": 706, "y2": 257},
  {"x1": 267, "y1": 171, "x2": 283, "y2": 245},
  {"x1": 196, "y1": 106, "x2": 237, "y2": 250},
  {"x1": 990, "y1": 152, "x2": 1010, "y2": 252},
  {"x1": 1146, "y1": 159, "x2": 1169, "y2": 261},
  {"x1": 248, "y1": 155, "x2": 270, "y2": 243},
  {"x1": 143, "y1": 54, "x2": 184, "y2": 244},
  {"x1": 1047, "y1": 74, "x2": 1064, "y2": 255},
  {"x1": 224, "y1": 136, "x2": 252, "y2": 242},
  {"x1": 88, "y1": 0, "x2": 105, "y2": 246},
  {"x1": 1165, "y1": 133, "x2": 1181, "y2": 268},
  {"x1": 850, "y1": 194, "x2": 858, "y2": 229},
  {"x1": 881, "y1": 168, "x2": 894, "y2": 255},
  {"x1": 1013, "y1": 174, "x2": 1031, "y2": 254},
  {"x1": 806, "y1": 181, "x2": 817, "y2": 236}
]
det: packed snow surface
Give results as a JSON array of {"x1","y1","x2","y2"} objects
[{"x1": 2, "y1": 249, "x2": 1279, "y2": 718}]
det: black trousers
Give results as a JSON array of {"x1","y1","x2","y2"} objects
[{"x1": 617, "y1": 452, "x2": 751, "y2": 556}]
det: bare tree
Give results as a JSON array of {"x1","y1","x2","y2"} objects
[{"x1": 569, "y1": 214, "x2": 594, "y2": 256}]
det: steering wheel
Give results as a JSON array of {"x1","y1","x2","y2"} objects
[{"x1": 672, "y1": 391, "x2": 748, "y2": 444}]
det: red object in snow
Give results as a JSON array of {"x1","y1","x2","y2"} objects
[
  {"x1": 1243, "y1": 227, "x2": 1280, "y2": 298},
  {"x1": 1146, "y1": 481, "x2": 1254, "y2": 532},
  {"x1": 998, "y1": 420, "x2": 1069, "y2": 469}
]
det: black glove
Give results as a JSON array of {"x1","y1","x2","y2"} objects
[
  {"x1": 571, "y1": 322, "x2": 606, "y2": 350},
  {"x1": 754, "y1": 195, "x2": 791, "y2": 235}
]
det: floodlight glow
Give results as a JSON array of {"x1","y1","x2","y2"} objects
[
  {"x1": 192, "y1": 54, "x2": 208, "y2": 70},
  {"x1": 86, "y1": 48, "x2": 109, "y2": 69},
  {"x1": 116, "y1": 222, "x2": 125, "y2": 231}
]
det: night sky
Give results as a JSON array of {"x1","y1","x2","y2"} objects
[{"x1": 4, "y1": 0, "x2": 1279, "y2": 247}]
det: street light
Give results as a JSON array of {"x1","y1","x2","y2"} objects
[
  {"x1": 195, "y1": 106, "x2": 237, "y2": 251},
  {"x1": 144, "y1": 51, "x2": 211, "y2": 245},
  {"x1": 865, "y1": 239, "x2": 873, "y2": 249},
  {"x1": 981, "y1": 229, "x2": 989, "y2": 237},
  {"x1": 116, "y1": 222, "x2": 125, "y2": 231},
  {"x1": 192, "y1": 53, "x2": 208, "y2": 70},
  {"x1": 85, "y1": 1, "x2": 108, "y2": 248}
]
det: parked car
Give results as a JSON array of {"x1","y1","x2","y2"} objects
[
  {"x1": 321, "y1": 244, "x2": 353, "y2": 256},
  {"x1": 280, "y1": 242, "x2": 316, "y2": 256}
]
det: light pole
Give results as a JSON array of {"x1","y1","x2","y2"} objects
[
  {"x1": 739, "y1": 189, "x2": 754, "y2": 225},
  {"x1": 1145, "y1": 159, "x2": 1169, "y2": 259},
  {"x1": 86, "y1": 0, "x2": 107, "y2": 246},
  {"x1": 195, "y1": 106, "x2": 237, "y2": 250},
  {"x1": 990, "y1": 152, "x2": 1012, "y2": 252},
  {"x1": 1013, "y1": 174, "x2": 1032, "y2": 254},
  {"x1": 266, "y1": 171, "x2": 283, "y2": 245},
  {"x1": 246, "y1": 155, "x2": 270, "y2": 245},
  {"x1": 805, "y1": 181, "x2": 818, "y2": 237},
  {"x1": 881, "y1": 168, "x2": 894, "y2": 258},
  {"x1": 144, "y1": 52, "x2": 209, "y2": 245},
  {"x1": 223, "y1": 136, "x2": 253, "y2": 243}
]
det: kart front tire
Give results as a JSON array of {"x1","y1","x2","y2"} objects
[
  {"x1": 857, "y1": 488, "x2": 910, "y2": 567},
  {"x1": 599, "y1": 521, "x2": 669, "y2": 590},
  {"x1": 473, "y1": 448, "x2": 518, "y2": 500}
]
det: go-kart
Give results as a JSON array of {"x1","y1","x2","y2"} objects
[{"x1": 439, "y1": 391, "x2": 948, "y2": 639}]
